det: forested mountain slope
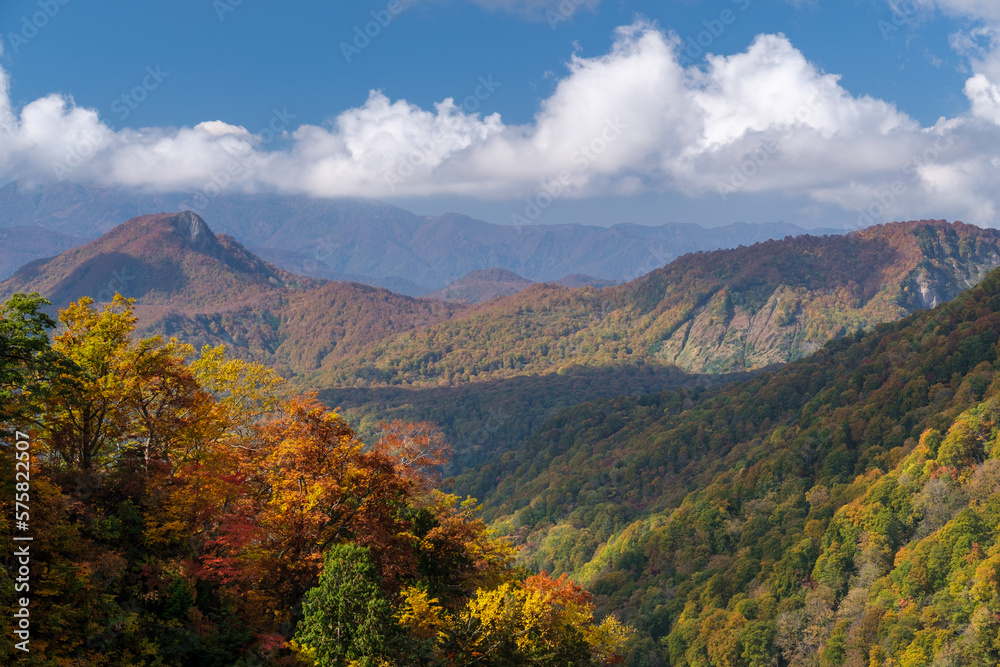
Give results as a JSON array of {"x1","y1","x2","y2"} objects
[
  {"x1": 452, "y1": 254, "x2": 1000, "y2": 665},
  {"x1": 11, "y1": 214, "x2": 1000, "y2": 492},
  {"x1": 316, "y1": 220, "x2": 1000, "y2": 387},
  {"x1": 429, "y1": 268, "x2": 536, "y2": 303},
  {"x1": 9, "y1": 213, "x2": 998, "y2": 389},
  {"x1": 0, "y1": 212, "x2": 464, "y2": 377},
  {"x1": 8, "y1": 208, "x2": 1000, "y2": 663},
  {"x1": 0, "y1": 294, "x2": 633, "y2": 665},
  {"x1": 0, "y1": 211, "x2": 315, "y2": 311},
  {"x1": 156, "y1": 280, "x2": 463, "y2": 377}
]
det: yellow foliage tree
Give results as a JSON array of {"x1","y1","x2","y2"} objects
[{"x1": 449, "y1": 572, "x2": 631, "y2": 665}]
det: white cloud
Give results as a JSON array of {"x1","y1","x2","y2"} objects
[
  {"x1": 910, "y1": 2, "x2": 1000, "y2": 123},
  {"x1": 3, "y1": 19, "x2": 1000, "y2": 226},
  {"x1": 966, "y1": 72, "x2": 1000, "y2": 123},
  {"x1": 925, "y1": 0, "x2": 1000, "y2": 22}
]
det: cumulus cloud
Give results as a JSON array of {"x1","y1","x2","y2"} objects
[{"x1": 3, "y1": 19, "x2": 1000, "y2": 226}]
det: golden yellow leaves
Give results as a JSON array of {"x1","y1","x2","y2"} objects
[{"x1": 396, "y1": 586, "x2": 449, "y2": 644}]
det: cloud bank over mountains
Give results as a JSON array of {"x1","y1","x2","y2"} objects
[{"x1": 3, "y1": 8, "x2": 1000, "y2": 226}]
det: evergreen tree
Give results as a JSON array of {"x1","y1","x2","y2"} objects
[{"x1": 295, "y1": 544, "x2": 400, "y2": 666}]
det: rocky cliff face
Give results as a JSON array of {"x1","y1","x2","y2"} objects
[
  {"x1": 656, "y1": 286, "x2": 818, "y2": 373},
  {"x1": 648, "y1": 231, "x2": 1000, "y2": 373}
]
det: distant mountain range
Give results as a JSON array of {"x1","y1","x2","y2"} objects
[
  {"x1": 6, "y1": 212, "x2": 998, "y2": 382},
  {"x1": 0, "y1": 225, "x2": 87, "y2": 281},
  {"x1": 0, "y1": 180, "x2": 839, "y2": 293}
]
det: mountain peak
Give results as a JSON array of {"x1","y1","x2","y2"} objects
[
  {"x1": 172, "y1": 210, "x2": 213, "y2": 245},
  {"x1": 0, "y1": 211, "x2": 313, "y2": 313},
  {"x1": 113, "y1": 211, "x2": 224, "y2": 256}
]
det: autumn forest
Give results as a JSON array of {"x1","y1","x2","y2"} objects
[{"x1": 6, "y1": 214, "x2": 1000, "y2": 666}]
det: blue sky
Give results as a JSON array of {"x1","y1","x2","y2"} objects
[{"x1": 2, "y1": 0, "x2": 1000, "y2": 229}]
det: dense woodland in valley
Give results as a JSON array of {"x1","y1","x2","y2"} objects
[
  {"x1": 319, "y1": 365, "x2": 749, "y2": 475},
  {"x1": 450, "y1": 260, "x2": 1000, "y2": 665}
]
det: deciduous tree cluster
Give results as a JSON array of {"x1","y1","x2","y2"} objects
[{"x1": 0, "y1": 294, "x2": 631, "y2": 666}]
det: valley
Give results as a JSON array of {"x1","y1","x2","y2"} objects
[{"x1": 6, "y1": 203, "x2": 1000, "y2": 665}]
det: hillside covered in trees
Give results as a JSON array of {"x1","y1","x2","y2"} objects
[
  {"x1": 7, "y1": 219, "x2": 1000, "y2": 664},
  {"x1": 7, "y1": 214, "x2": 1000, "y2": 387},
  {"x1": 319, "y1": 220, "x2": 1000, "y2": 386},
  {"x1": 0, "y1": 294, "x2": 631, "y2": 665},
  {"x1": 450, "y1": 253, "x2": 1000, "y2": 665},
  {"x1": 9, "y1": 244, "x2": 1000, "y2": 664},
  {"x1": 8, "y1": 213, "x2": 1000, "y2": 504}
]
